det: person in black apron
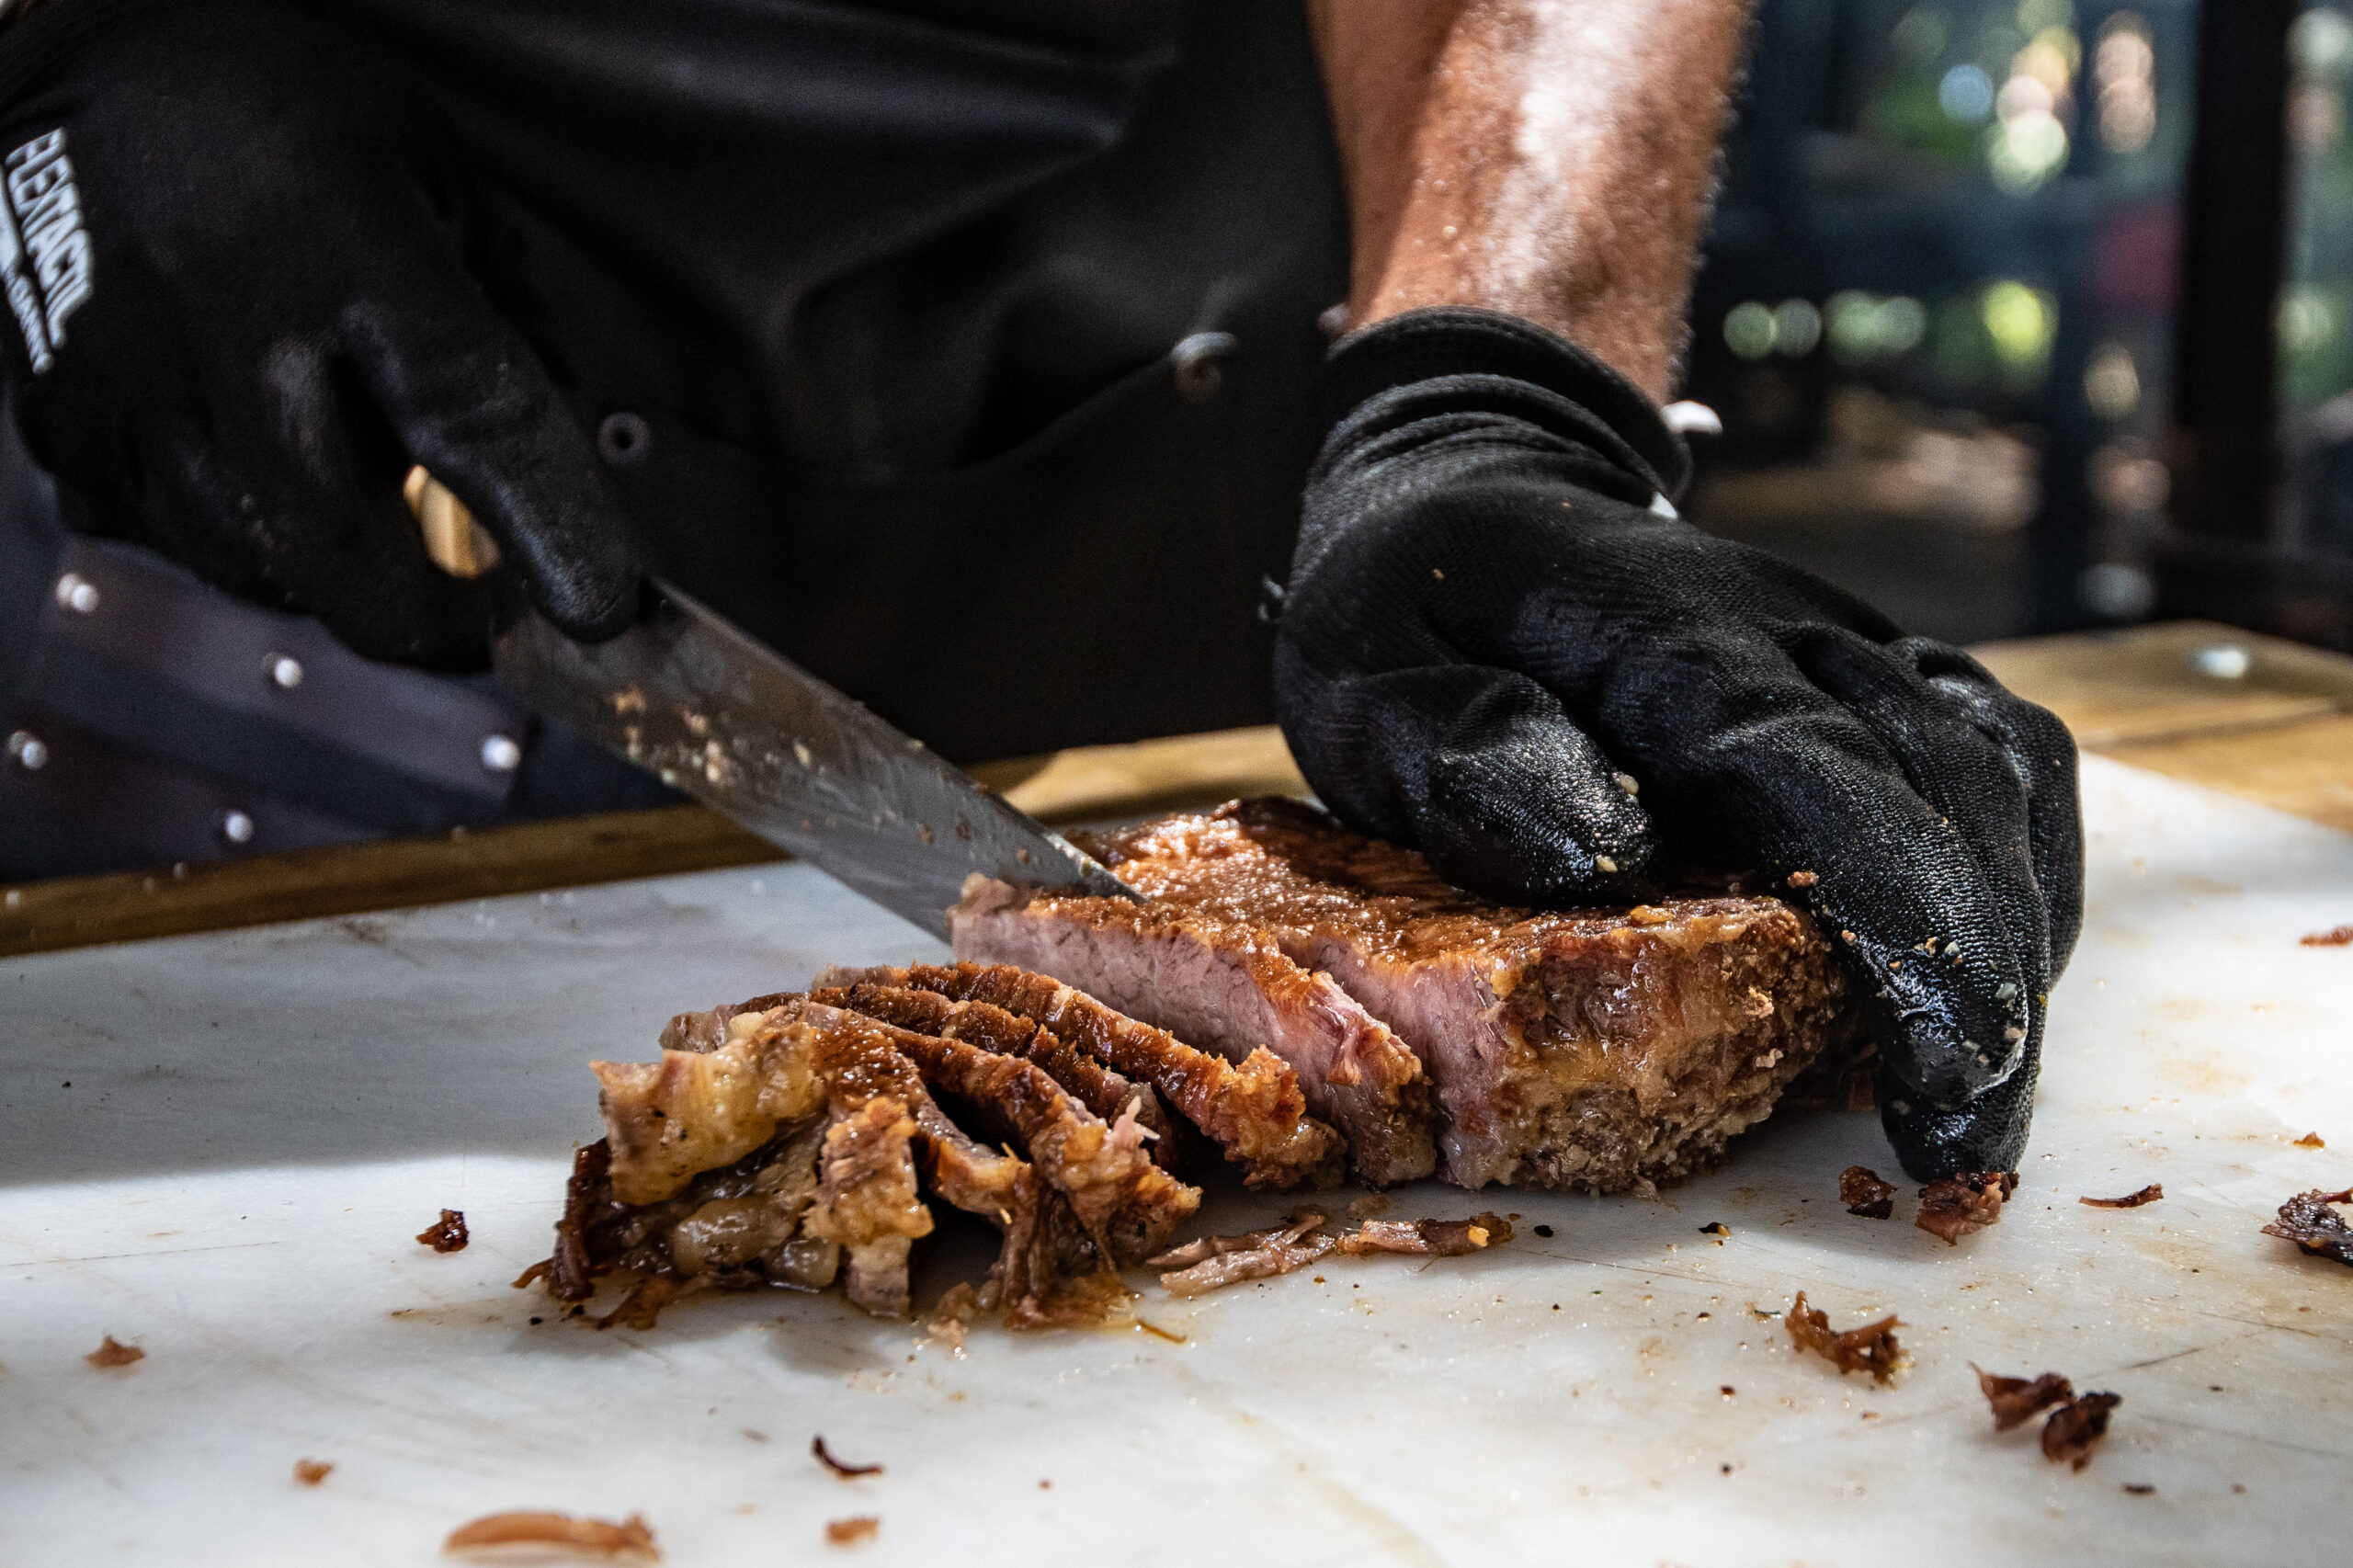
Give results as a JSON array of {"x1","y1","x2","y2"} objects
[{"x1": 0, "y1": 0, "x2": 2079, "y2": 1179}]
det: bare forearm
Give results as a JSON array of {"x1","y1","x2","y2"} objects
[{"x1": 1309, "y1": 0, "x2": 1754, "y2": 403}]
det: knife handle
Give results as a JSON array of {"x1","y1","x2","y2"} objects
[{"x1": 403, "y1": 464, "x2": 501, "y2": 579}]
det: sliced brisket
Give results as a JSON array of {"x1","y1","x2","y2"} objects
[
  {"x1": 959, "y1": 798, "x2": 1856, "y2": 1191},
  {"x1": 820, "y1": 961, "x2": 1345, "y2": 1189},
  {"x1": 951, "y1": 880, "x2": 1437, "y2": 1186}
]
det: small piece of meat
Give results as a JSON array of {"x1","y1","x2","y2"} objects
[
  {"x1": 1915, "y1": 1171, "x2": 2018, "y2": 1244},
  {"x1": 292, "y1": 1459, "x2": 333, "y2": 1486},
  {"x1": 2296, "y1": 1131, "x2": 2327, "y2": 1148},
  {"x1": 1153, "y1": 1211, "x2": 1335, "y2": 1297},
  {"x1": 1974, "y1": 1366, "x2": 2075, "y2": 1431},
  {"x1": 1334, "y1": 1212, "x2": 1513, "y2": 1256},
  {"x1": 925, "y1": 1282, "x2": 983, "y2": 1351},
  {"x1": 1786, "y1": 1290, "x2": 1903, "y2": 1384},
  {"x1": 415, "y1": 1210, "x2": 469, "y2": 1252},
  {"x1": 825, "y1": 1517, "x2": 880, "y2": 1546},
  {"x1": 2300, "y1": 925, "x2": 2353, "y2": 946},
  {"x1": 801, "y1": 1096, "x2": 934, "y2": 1319},
  {"x1": 84, "y1": 1335, "x2": 142, "y2": 1369},
  {"x1": 826, "y1": 961, "x2": 1345, "y2": 1189},
  {"x1": 2080, "y1": 1184, "x2": 2164, "y2": 1210},
  {"x1": 812, "y1": 1437, "x2": 881, "y2": 1478},
  {"x1": 2042, "y1": 1392, "x2": 2122, "y2": 1471},
  {"x1": 445, "y1": 1511, "x2": 660, "y2": 1560},
  {"x1": 2262, "y1": 1187, "x2": 2353, "y2": 1266},
  {"x1": 950, "y1": 878, "x2": 1437, "y2": 1187},
  {"x1": 810, "y1": 980, "x2": 1183, "y2": 1175},
  {"x1": 1840, "y1": 1165, "x2": 1896, "y2": 1219}
]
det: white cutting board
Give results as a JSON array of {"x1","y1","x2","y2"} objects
[{"x1": 4, "y1": 755, "x2": 2350, "y2": 1568}]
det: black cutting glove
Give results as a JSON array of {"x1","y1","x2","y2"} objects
[
  {"x1": 1275, "y1": 308, "x2": 2082, "y2": 1181},
  {"x1": 0, "y1": 0, "x2": 640, "y2": 668}
]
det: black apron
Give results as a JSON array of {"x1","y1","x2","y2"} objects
[{"x1": 0, "y1": 0, "x2": 1347, "y2": 876}]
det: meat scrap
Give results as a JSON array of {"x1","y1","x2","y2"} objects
[
  {"x1": 2080, "y1": 1184, "x2": 2164, "y2": 1210},
  {"x1": 812, "y1": 1437, "x2": 881, "y2": 1478},
  {"x1": 1335, "y1": 1212, "x2": 1514, "y2": 1256},
  {"x1": 416, "y1": 1210, "x2": 469, "y2": 1252},
  {"x1": 1973, "y1": 1366, "x2": 2075, "y2": 1430},
  {"x1": 84, "y1": 1335, "x2": 143, "y2": 1369},
  {"x1": 2262, "y1": 1187, "x2": 2353, "y2": 1266},
  {"x1": 2041, "y1": 1391, "x2": 2122, "y2": 1471},
  {"x1": 2300, "y1": 925, "x2": 2353, "y2": 947},
  {"x1": 1840, "y1": 1165, "x2": 1896, "y2": 1219},
  {"x1": 444, "y1": 1512, "x2": 659, "y2": 1561},
  {"x1": 1152, "y1": 1211, "x2": 1335, "y2": 1298},
  {"x1": 1915, "y1": 1171, "x2": 2018, "y2": 1244},
  {"x1": 1973, "y1": 1366, "x2": 2122, "y2": 1470},
  {"x1": 292, "y1": 1459, "x2": 333, "y2": 1486},
  {"x1": 825, "y1": 1517, "x2": 880, "y2": 1546},
  {"x1": 1786, "y1": 1291, "x2": 1903, "y2": 1384}
]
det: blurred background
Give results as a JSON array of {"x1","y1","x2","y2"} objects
[{"x1": 1684, "y1": 0, "x2": 2351, "y2": 650}]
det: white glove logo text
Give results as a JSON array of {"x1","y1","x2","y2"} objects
[{"x1": 0, "y1": 130, "x2": 93, "y2": 375}]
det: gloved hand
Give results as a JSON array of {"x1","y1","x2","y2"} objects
[
  {"x1": 1275, "y1": 307, "x2": 2082, "y2": 1180},
  {"x1": 0, "y1": 0, "x2": 640, "y2": 668}
]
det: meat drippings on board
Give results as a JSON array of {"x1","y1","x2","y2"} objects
[
  {"x1": 954, "y1": 798, "x2": 1859, "y2": 1193},
  {"x1": 2262, "y1": 1187, "x2": 2353, "y2": 1265},
  {"x1": 1786, "y1": 1291, "x2": 1903, "y2": 1383},
  {"x1": 1915, "y1": 1171, "x2": 2018, "y2": 1244},
  {"x1": 1840, "y1": 1165, "x2": 1897, "y2": 1218}
]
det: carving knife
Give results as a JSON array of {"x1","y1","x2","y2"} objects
[{"x1": 409, "y1": 470, "x2": 1138, "y2": 936}]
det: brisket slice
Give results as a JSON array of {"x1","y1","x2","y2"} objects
[
  {"x1": 805, "y1": 980, "x2": 1183, "y2": 1176},
  {"x1": 968, "y1": 797, "x2": 1858, "y2": 1191},
  {"x1": 818, "y1": 962, "x2": 1344, "y2": 1189},
  {"x1": 753, "y1": 994, "x2": 1199, "y2": 1266},
  {"x1": 951, "y1": 881, "x2": 1437, "y2": 1186},
  {"x1": 795, "y1": 1006, "x2": 1062, "y2": 1324}
]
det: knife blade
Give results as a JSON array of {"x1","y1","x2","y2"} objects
[{"x1": 491, "y1": 577, "x2": 1139, "y2": 936}]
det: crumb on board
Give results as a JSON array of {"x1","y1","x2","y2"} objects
[
  {"x1": 1915, "y1": 1171, "x2": 2018, "y2": 1244},
  {"x1": 1840, "y1": 1165, "x2": 1896, "y2": 1219},
  {"x1": 444, "y1": 1511, "x2": 658, "y2": 1561},
  {"x1": 2299, "y1": 925, "x2": 2353, "y2": 947},
  {"x1": 813, "y1": 1437, "x2": 882, "y2": 1479},
  {"x1": 416, "y1": 1210, "x2": 469, "y2": 1253},
  {"x1": 2079, "y1": 1184, "x2": 2164, "y2": 1209},
  {"x1": 2261, "y1": 1187, "x2": 2353, "y2": 1266},
  {"x1": 1787, "y1": 1291, "x2": 1902, "y2": 1384},
  {"x1": 825, "y1": 1517, "x2": 880, "y2": 1546},
  {"x1": 1699, "y1": 1222, "x2": 1731, "y2": 1241},
  {"x1": 2295, "y1": 1131, "x2": 2326, "y2": 1148},
  {"x1": 292, "y1": 1459, "x2": 333, "y2": 1486},
  {"x1": 85, "y1": 1335, "x2": 143, "y2": 1369}
]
